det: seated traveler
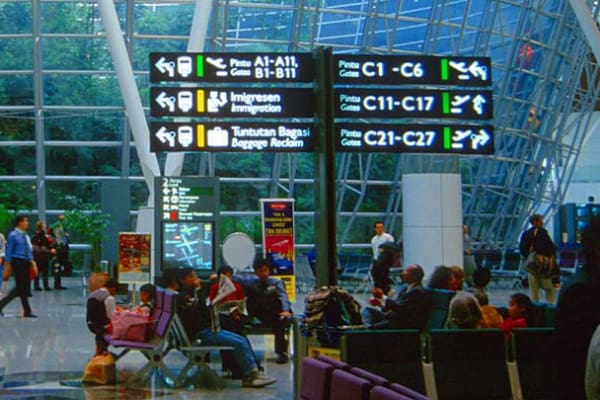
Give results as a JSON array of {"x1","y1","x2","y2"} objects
[
  {"x1": 361, "y1": 264, "x2": 432, "y2": 330},
  {"x1": 237, "y1": 257, "x2": 292, "y2": 364},
  {"x1": 138, "y1": 283, "x2": 155, "y2": 314},
  {"x1": 500, "y1": 293, "x2": 532, "y2": 337},
  {"x1": 470, "y1": 288, "x2": 503, "y2": 329},
  {"x1": 428, "y1": 265, "x2": 457, "y2": 290},
  {"x1": 162, "y1": 268, "x2": 276, "y2": 388},
  {"x1": 447, "y1": 292, "x2": 482, "y2": 329}
]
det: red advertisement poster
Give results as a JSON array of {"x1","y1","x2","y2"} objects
[
  {"x1": 118, "y1": 232, "x2": 151, "y2": 283},
  {"x1": 260, "y1": 199, "x2": 295, "y2": 301}
]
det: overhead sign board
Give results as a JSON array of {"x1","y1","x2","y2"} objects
[
  {"x1": 150, "y1": 52, "x2": 314, "y2": 83},
  {"x1": 335, "y1": 123, "x2": 494, "y2": 154},
  {"x1": 150, "y1": 122, "x2": 314, "y2": 152},
  {"x1": 334, "y1": 88, "x2": 493, "y2": 119},
  {"x1": 150, "y1": 87, "x2": 314, "y2": 118},
  {"x1": 333, "y1": 55, "x2": 492, "y2": 86}
]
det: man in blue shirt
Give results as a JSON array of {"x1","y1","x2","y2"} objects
[
  {"x1": 238, "y1": 256, "x2": 292, "y2": 364},
  {"x1": 0, "y1": 215, "x2": 37, "y2": 318}
]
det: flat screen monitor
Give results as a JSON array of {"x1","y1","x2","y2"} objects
[{"x1": 162, "y1": 221, "x2": 214, "y2": 271}]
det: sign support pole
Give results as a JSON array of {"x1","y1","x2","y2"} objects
[{"x1": 313, "y1": 47, "x2": 337, "y2": 287}]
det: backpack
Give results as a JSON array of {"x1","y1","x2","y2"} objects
[
  {"x1": 86, "y1": 296, "x2": 110, "y2": 334},
  {"x1": 303, "y1": 286, "x2": 363, "y2": 347}
]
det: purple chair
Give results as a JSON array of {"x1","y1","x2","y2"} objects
[
  {"x1": 329, "y1": 369, "x2": 371, "y2": 400},
  {"x1": 371, "y1": 385, "x2": 413, "y2": 400},
  {"x1": 350, "y1": 367, "x2": 389, "y2": 387},
  {"x1": 105, "y1": 288, "x2": 177, "y2": 386},
  {"x1": 388, "y1": 383, "x2": 430, "y2": 400},
  {"x1": 316, "y1": 355, "x2": 351, "y2": 370},
  {"x1": 299, "y1": 357, "x2": 334, "y2": 400}
]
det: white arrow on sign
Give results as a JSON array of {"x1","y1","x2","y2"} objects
[
  {"x1": 156, "y1": 126, "x2": 176, "y2": 147},
  {"x1": 472, "y1": 94, "x2": 487, "y2": 116},
  {"x1": 468, "y1": 61, "x2": 488, "y2": 81},
  {"x1": 155, "y1": 56, "x2": 175, "y2": 77},
  {"x1": 471, "y1": 129, "x2": 491, "y2": 150},
  {"x1": 155, "y1": 92, "x2": 176, "y2": 112}
]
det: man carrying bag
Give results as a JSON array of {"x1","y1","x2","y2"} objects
[
  {"x1": 0, "y1": 215, "x2": 38, "y2": 318},
  {"x1": 520, "y1": 214, "x2": 558, "y2": 303}
]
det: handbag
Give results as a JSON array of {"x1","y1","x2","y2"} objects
[
  {"x1": 82, "y1": 353, "x2": 116, "y2": 385},
  {"x1": 525, "y1": 229, "x2": 558, "y2": 278},
  {"x1": 29, "y1": 262, "x2": 38, "y2": 280}
]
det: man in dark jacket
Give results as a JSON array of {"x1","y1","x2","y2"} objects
[
  {"x1": 163, "y1": 268, "x2": 276, "y2": 388},
  {"x1": 362, "y1": 264, "x2": 432, "y2": 330},
  {"x1": 555, "y1": 217, "x2": 600, "y2": 399},
  {"x1": 519, "y1": 213, "x2": 557, "y2": 303},
  {"x1": 237, "y1": 257, "x2": 292, "y2": 364}
]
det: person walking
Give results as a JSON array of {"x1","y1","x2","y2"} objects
[
  {"x1": 32, "y1": 221, "x2": 55, "y2": 291},
  {"x1": 52, "y1": 215, "x2": 68, "y2": 290},
  {"x1": 370, "y1": 221, "x2": 394, "y2": 261},
  {"x1": 519, "y1": 214, "x2": 557, "y2": 303},
  {"x1": 0, "y1": 215, "x2": 38, "y2": 318}
]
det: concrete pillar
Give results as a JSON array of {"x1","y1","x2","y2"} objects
[{"x1": 402, "y1": 172, "x2": 463, "y2": 279}]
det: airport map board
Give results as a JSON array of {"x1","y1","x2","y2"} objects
[{"x1": 154, "y1": 177, "x2": 220, "y2": 277}]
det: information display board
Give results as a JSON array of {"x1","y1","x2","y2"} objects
[
  {"x1": 334, "y1": 88, "x2": 493, "y2": 119},
  {"x1": 261, "y1": 199, "x2": 296, "y2": 302},
  {"x1": 335, "y1": 123, "x2": 494, "y2": 154},
  {"x1": 162, "y1": 221, "x2": 214, "y2": 270},
  {"x1": 150, "y1": 87, "x2": 314, "y2": 118},
  {"x1": 118, "y1": 232, "x2": 151, "y2": 283},
  {"x1": 333, "y1": 55, "x2": 492, "y2": 86},
  {"x1": 150, "y1": 122, "x2": 314, "y2": 152},
  {"x1": 158, "y1": 177, "x2": 217, "y2": 222},
  {"x1": 150, "y1": 52, "x2": 314, "y2": 83},
  {"x1": 155, "y1": 177, "x2": 220, "y2": 277}
]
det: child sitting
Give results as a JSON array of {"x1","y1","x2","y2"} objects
[
  {"x1": 139, "y1": 283, "x2": 155, "y2": 314},
  {"x1": 500, "y1": 293, "x2": 532, "y2": 336}
]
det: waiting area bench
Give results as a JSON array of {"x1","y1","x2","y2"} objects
[{"x1": 332, "y1": 328, "x2": 560, "y2": 399}]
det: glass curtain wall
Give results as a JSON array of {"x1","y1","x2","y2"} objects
[{"x1": 0, "y1": 0, "x2": 597, "y2": 252}]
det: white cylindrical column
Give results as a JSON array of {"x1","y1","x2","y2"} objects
[{"x1": 402, "y1": 173, "x2": 464, "y2": 279}]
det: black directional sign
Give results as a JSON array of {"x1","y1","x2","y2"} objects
[
  {"x1": 334, "y1": 55, "x2": 492, "y2": 86},
  {"x1": 336, "y1": 123, "x2": 494, "y2": 154},
  {"x1": 150, "y1": 52, "x2": 314, "y2": 83},
  {"x1": 150, "y1": 122, "x2": 314, "y2": 152},
  {"x1": 334, "y1": 88, "x2": 493, "y2": 119},
  {"x1": 150, "y1": 87, "x2": 314, "y2": 118}
]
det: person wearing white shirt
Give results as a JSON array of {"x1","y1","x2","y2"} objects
[{"x1": 371, "y1": 221, "x2": 394, "y2": 260}]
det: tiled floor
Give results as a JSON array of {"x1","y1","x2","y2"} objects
[
  {"x1": 0, "y1": 275, "x2": 538, "y2": 399},
  {"x1": 0, "y1": 278, "x2": 295, "y2": 399}
]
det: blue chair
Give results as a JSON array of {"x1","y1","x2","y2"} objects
[
  {"x1": 512, "y1": 328, "x2": 560, "y2": 399},
  {"x1": 429, "y1": 329, "x2": 511, "y2": 400}
]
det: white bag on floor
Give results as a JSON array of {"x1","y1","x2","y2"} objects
[{"x1": 0, "y1": 280, "x2": 9, "y2": 299}]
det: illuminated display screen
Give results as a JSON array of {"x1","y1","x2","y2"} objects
[
  {"x1": 150, "y1": 122, "x2": 314, "y2": 152},
  {"x1": 333, "y1": 55, "x2": 492, "y2": 86},
  {"x1": 334, "y1": 88, "x2": 493, "y2": 120},
  {"x1": 150, "y1": 87, "x2": 314, "y2": 118},
  {"x1": 162, "y1": 222, "x2": 214, "y2": 270},
  {"x1": 335, "y1": 123, "x2": 494, "y2": 155},
  {"x1": 150, "y1": 52, "x2": 314, "y2": 83}
]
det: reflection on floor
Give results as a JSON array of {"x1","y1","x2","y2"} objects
[
  {"x1": 0, "y1": 275, "x2": 536, "y2": 399},
  {"x1": 0, "y1": 278, "x2": 294, "y2": 399}
]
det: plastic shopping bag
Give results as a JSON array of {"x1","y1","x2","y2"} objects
[
  {"x1": 82, "y1": 353, "x2": 116, "y2": 385},
  {"x1": 110, "y1": 309, "x2": 151, "y2": 341},
  {"x1": 0, "y1": 280, "x2": 9, "y2": 299}
]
